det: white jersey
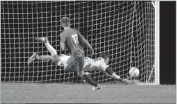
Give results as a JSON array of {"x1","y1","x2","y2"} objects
[
  {"x1": 57, "y1": 54, "x2": 70, "y2": 66},
  {"x1": 57, "y1": 54, "x2": 108, "y2": 72}
]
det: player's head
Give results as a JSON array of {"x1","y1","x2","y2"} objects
[
  {"x1": 60, "y1": 17, "x2": 71, "y2": 27},
  {"x1": 100, "y1": 53, "x2": 109, "y2": 64}
]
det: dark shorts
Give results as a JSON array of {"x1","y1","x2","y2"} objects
[{"x1": 67, "y1": 51, "x2": 84, "y2": 72}]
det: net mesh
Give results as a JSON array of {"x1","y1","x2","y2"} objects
[{"x1": 1, "y1": 1, "x2": 155, "y2": 83}]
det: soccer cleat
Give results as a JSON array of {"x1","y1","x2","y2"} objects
[
  {"x1": 92, "y1": 84, "x2": 100, "y2": 90},
  {"x1": 36, "y1": 37, "x2": 49, "y2": 43},
  {"x1": 28, "y1": 52, "x2": 37, "y2": 65}
]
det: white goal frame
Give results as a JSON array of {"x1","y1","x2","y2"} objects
[
  {"x1": 154, "y1": 1, "x2": 160, "y2": 85},
  {"x1": 144, "y1": 1, "x2": 159, "y2": 85},
  {"x1": 1, "y1": 1, "x2": 159, "y2": 84}
]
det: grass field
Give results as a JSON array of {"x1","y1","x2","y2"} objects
[{"x1": 1, "y1": 83, "x2": 176, "y2": 103}]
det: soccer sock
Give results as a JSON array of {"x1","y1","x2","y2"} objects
[
  {"x1": 38, "y1": 55, "x2": 53, "y2": 62},
  {"x1": 82, "y1": 74, "x2": 97, "y2": 87},
  {"x1": 45, "y1": 42, "x2": 57, "y2": 56},
  {"x1": 76, "y1": 55, "x2": 97, "y2": 87}
]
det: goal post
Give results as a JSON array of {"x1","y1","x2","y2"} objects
[
  {"x1": 1, "y1": 1, "x2": 158, "y2": 84},
  {"x1": 154, "y1": 1, "x2": 160, "y2": 85}
]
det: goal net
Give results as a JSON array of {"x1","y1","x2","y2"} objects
[{"x1": 1, "y1": 1, "x2": 156, "y2": 83}]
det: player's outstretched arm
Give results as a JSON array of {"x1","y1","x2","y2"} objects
[
  {"x1": 104, "y1": 67, "x2": 128, "y2": 84},
  {"x1": 60, "y1": 42, "x2": 65, "y2": 50},
  {"x1": 78, "y1": 33, "x2": 94, "y2": 56},
  {"x1": 60, "y1": 34, "x2": 66, "y2": 51}
]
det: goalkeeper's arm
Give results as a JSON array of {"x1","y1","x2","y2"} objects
[{"x1": 104, "y1": 67, "x2": 128, "y2": 84}]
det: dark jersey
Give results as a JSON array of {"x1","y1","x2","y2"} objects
[{"x1": 60, "y1": 28, "x2": 85, "y2": 55}]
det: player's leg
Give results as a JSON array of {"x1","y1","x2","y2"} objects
[
  {"x1": 28, "y1": 53, "x2": 54, "y2": 64},
  {"x1": 28, "y1": 52, "x2": 38, "y2": 64},
  {"x1": 37, "y1": 55, "x2": 52, "y2": 61},
  {"x1": 36, "y1": 37, "x2": 57, "y2": 56},
  {"x1": 82, "y1": 67, "x2": 100, "y2": 90},
  {"x1": 35, "y1": 37, "x2": 60, "y2": 65},
  {"x1": 75, "y1": 53, "x2": 99, "y2": 89}
]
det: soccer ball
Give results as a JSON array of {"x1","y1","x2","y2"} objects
[{"x1": 129, "y1": 67, "x2": 139, "y2": 78}]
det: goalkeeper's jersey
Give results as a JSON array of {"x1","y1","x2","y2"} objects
[
  {"x1": 83, "y1": 57, "x2": 109, "y2": 71},
  {"x1": 57, "y1": 54, "x2": 109, "y2": 72}
]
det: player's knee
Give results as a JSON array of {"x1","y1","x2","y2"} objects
[
  {"x1": 51, "y1": 55, "x2": 60, "y2": 65},
  {"x1": 50, "y1": 57, "x2": 56, "y2": 63},
  {"x1": 105, "y1": 67, "x2": 113, "y2": 75}
]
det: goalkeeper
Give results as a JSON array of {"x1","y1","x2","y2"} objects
[{"x1": 28, "y1": 37, "x2": 128, "y2": 86}]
